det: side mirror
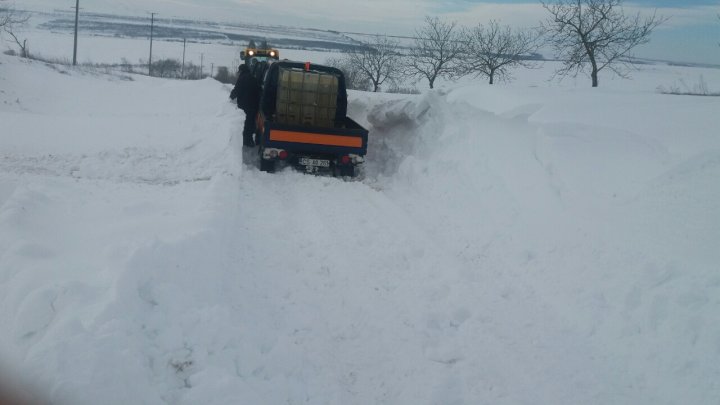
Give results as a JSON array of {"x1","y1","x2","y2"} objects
[{"x1": 240, "y1": 51, "x2": 246, "y2": 58}]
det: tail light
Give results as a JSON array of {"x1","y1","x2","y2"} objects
[
  {"x1": 262, "y1": 148, "x2": 286, "y2": 160},
  {"x1": 340, "y1": 155, "x2": 351, "y2": 165}
]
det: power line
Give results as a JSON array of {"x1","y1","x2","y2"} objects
[
  {"x1": 334, "y1": 30, "x2": 473, "y2": 45},
  {"x1": 335, "y1": 30, "x2": 418, "y2": 41}
]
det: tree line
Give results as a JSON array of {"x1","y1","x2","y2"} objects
[
  {"x1": 0, "y1": 0, "x2": 682, "y2": 88},
  {"x1": 327, "y1": 0, "x2": 668, "y2": 90}
]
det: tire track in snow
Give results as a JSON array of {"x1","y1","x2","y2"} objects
[{"x1": 178, "y1": 126, "x2": 498, "y2": 402}]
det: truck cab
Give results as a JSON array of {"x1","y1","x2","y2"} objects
[{"x1": 240, "y1": 47, "x2": 280, "y2": 62}]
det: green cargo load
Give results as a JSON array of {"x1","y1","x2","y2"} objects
[{"x1": 276, "y1": 67, "x2": 339, "y2": 128}]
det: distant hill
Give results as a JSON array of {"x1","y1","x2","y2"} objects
[{"x1": 30, "y1": 10, "x2": 369, "y2": 53}]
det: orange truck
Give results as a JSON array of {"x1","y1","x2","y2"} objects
[{"x1": 254, "y1": 61, "x2": 368, "y2": 177}]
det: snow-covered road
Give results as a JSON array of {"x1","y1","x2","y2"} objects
[{"x1": 1, "y1": 54, "x2": 719, "y2": 404}]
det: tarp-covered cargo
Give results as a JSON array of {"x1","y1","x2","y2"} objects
[
  {"x1": 276, "y1": 67, "x2": 339, "y2": 128},
  {"x1": 261, "y1": 62, "x2": 348, "y2": 129}
]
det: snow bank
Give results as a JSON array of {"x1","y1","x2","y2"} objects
[
  {"x1": 352, "y1": 75, "x2": 720, "y2": 404},
  {"x1": 1, "y1": 53, "x2": 719, "y2": 404}
]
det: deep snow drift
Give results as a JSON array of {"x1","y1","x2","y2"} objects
[{"x1": 1, "y1": 54, "x2": 719, "y2": 404}]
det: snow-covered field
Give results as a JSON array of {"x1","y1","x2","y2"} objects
[
  {"x1": 1, "y1": 50, "x2": 719, "y2": 405},
  {"x1": 7, "y1": 11, "x2": 351, "y2": 72}
]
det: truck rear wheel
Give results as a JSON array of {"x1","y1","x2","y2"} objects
[
  {"x1": 260, "y1": 158, "x2": 275, "y2": 173},
  {"x1": 337, "y1": 165, "x2": 355, "y2": 178}
]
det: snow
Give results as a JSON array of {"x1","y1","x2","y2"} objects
[
  {"x1": 1, "y1": 51, "x2": 720, "y2": 404},
  {"x1": 8, "y1": 12, "x2": 348, "y2": 72}
]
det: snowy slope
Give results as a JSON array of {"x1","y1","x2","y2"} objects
[{"x1": 1, "y1": 54, "x2": 720, "y2": 404}]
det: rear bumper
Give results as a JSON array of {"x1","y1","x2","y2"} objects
[{"x1": 258, "y1": 114, "x2": 368, "y2": 156}]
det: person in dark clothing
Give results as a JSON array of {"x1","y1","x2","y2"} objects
[{"x1": 230, "y1": 64, "x2": 261, "y2": 147}]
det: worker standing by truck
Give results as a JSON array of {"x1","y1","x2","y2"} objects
[{"x1": 230, "y1": 64, "x2": 261, "y2": 147}]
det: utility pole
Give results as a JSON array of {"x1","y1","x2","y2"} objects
[
  {"x1": 72, "y1": 0, "x2": 79, "y2": 65},
  {"x1": 181, "y1": 38, "x2": 186, "y2": 79},
  {"x1": 211, "y1": 63, "x2": 214, "y2": 78},
  {"x1": 200, "y1": 53, "x2": 204, "y2": 78},
  {"x1": 148, "y1": 12, "x2": 156, "y2": 76}
]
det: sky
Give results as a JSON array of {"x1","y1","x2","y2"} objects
[{"x1": 14, "y1": 0, "x2": 720, "y2": 65}]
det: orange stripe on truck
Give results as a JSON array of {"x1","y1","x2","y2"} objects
[{"x1": 270, "y1": 130, "x2": 363, "y2": 148}]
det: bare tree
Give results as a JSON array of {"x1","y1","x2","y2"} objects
[
  {"x1": 183, "y1": 61, "x2": 204, "y2": 80},
  {"x1": 325, "y1": 56, "x2": 371, "y2": 91},
  {"x1": 463, "y1": 20, "x2": 539, "y2": 85},
  {"x1": 1, "y1": 4, "x2": 30, "y2": 57},
  {"x1": 405, "y1": 16, "x2": 464, "y2": 89},
  {"x1": 0, "y1": 1, "x2": 11, "y2": 28},
  {"x1": 541, "y1": 0, "x2": 665, "y2": 87},
  {"x1": 346, "y1": 35, "x2": 402, "y2": 92},
  {"x1": 214, "y1": 66, "x2": 236, "y2": 84},
  {"x1": 151, "y1": 58, "x2": 181, "y2": 78}
]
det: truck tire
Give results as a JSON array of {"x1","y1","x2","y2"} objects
[
  {"x1": 339, "y1": 165, "x2": 355, "y2": 178},
  {"x1": 260, "y1": 158, "x2": 275, "y2": 173}
]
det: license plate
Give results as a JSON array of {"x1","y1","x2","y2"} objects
[{"x1": 299, "y1": 157, "x2": 330, "y2": 168}]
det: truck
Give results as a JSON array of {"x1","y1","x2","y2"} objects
[{"x1": 253, "y1": 60, "x2": 369, "y2": 177}]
